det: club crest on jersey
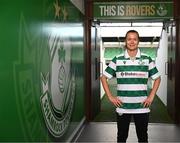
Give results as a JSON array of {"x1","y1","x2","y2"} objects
[{"x1": 138, "y1": 59, "x2": 145, "y2": 65}]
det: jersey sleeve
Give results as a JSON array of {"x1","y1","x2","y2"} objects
[
  {"x1": 148, "y1": 57, "x2": 160, "y2": 80},
  {"x1": 103, "y1": 56, "x2": 117, "y2": 79}
]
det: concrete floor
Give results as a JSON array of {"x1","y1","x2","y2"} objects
[{"x1": 76, "y1": 122, "x2": 180, "y2": 142}]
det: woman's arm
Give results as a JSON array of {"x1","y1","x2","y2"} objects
[
  {"x1": 100, "y1": 75, "x2": 122, "y2": 107},
  {"x1": 143, "y1": 77, "x2": 161, "y2": 107}
]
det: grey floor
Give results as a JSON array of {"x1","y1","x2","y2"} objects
[{"x1": 76, "y1": 122, "x2": 180, "y2": 142}]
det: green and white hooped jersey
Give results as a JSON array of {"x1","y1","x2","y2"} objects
[{"x1": 104, "y1": 49, "x2": 160, "y2": 114}]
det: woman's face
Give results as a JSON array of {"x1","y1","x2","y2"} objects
[{"x1": 125, "y1": 32, "x2": 139, "y2": 51}]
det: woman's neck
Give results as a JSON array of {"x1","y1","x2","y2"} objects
[{"x1": 127, "y1": 49, "x2": 138, "y2": 57}]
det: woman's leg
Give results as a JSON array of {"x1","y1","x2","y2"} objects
[
  {"x1": 133, "y1": 113, "x2": 149, "y2": 143},
  {"x1": 116, "y1": 113, "x2": 131, "y2": 142}
]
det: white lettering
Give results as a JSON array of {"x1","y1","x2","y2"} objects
[
  {"x1": 117, "y1": 5, "x2": 125, "y2": 16},
  {"x1": 99, "y1": 5, "x2": 117, "y2": 16}
]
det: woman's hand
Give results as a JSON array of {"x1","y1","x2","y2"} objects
[
  {"x1": 142, "y1": 93, "x2": 155, "y2": 107},
  {"x1": 108, "y1": 95, "x2": 122, "y2": 107}
]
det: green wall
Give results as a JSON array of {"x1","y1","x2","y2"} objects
[{"x1": 0, "y1": 0, "x2": 85, "y2": 141}]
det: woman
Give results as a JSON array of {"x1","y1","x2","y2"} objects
[{"x1": 100, "y1": 30, "x2": 161, "y2": 142}]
